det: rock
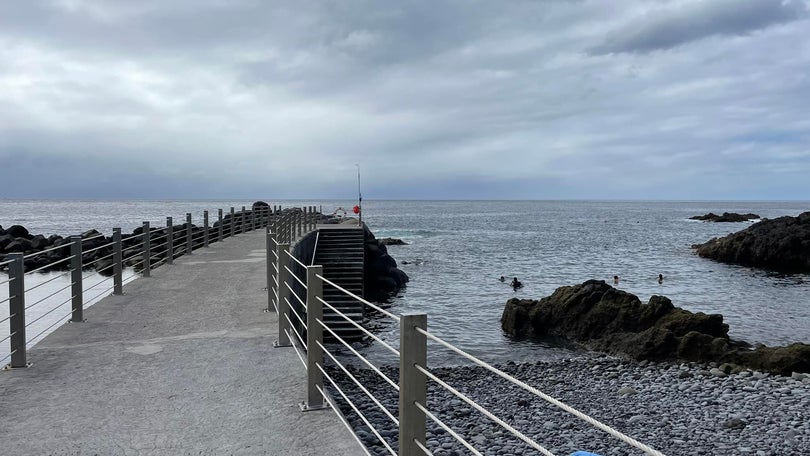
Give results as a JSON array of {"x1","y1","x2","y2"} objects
[
  {"x1": 379, "y1": 237, "x2": 408, "y2": 246},
  {"x1": 618, "y1": 386, "x2": 637, "y2": 396},
  {"x1": 791, "y1": 372, "x2": 808, "y2": 381},
  {"x1": 5, "y1": 238, "x2": 32, "y2": 253},
  {"x1": 501, "y1": 280, "x2": 810, "y2": 376},
  {"x1": 722, "y1": 418, "x2": 747, "y2": 430},
  {"x1": 5, "y1": 225, "x2": 30, "y2": 238},
  {"x1": 710, "y1": 368, "x2": 728, "y2": 378},
  {"x1": 30, "y1": 234, "x2": 50, "y2": 250},
  {"x1": 362, "y1": 223, "x2": 409, "y2": 302},
  {"x1": 689, "y1": 212, "x2": 760, "y2": 222},
  {"x1": 693, "y1": 211, "x2": 810, "y2": 272}
]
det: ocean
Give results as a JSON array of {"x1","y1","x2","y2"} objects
[{"x1": 2, "y1": 199, "x2": 809, "y2": 366}]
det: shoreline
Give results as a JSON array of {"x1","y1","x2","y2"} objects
[{"x1": 329, "y1": 355, "x2": 810, "y2": 455}]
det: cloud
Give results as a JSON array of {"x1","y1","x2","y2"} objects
[
  {"x1": 1, "y1": 1, "x2": 809, "y2": 200},
  {"x1": 592, "y1": 0, "x2": 809, "y2": 54}
]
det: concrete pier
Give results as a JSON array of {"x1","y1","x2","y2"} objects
[{"x1": 0, "y1": 230, "x2": 361, "y2": 455}]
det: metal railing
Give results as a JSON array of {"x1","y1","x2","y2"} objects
[
  {"x1": 2, "y1": 203, "x2": 283, "y2": 369},
  {"x1": 268, "y1": 230, "x2": 667, "y2": 456}
]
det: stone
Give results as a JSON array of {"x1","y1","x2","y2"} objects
[
  {"x1": 5, "y1": 225, "x2": 30, "y2": 238},
  {"x1": 618, "y1": 386, "x2": 637, "y2": 396},
  {"x1": 710, "y1": 368, "x2": 728, "y2": 378},
  {"x1": 689, "y1": 212, "x2": 760, "y2": 222},
  {"x1": 723, "y1": 418, "x2": 747, "y2": 430}
]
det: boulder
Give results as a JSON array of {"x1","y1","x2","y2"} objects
[
  {"x1": 362, "y1": 223, "x2": 409, "y2": 301},
  {"x1": 30, "y1": 234, "x2": 50, "y2": 250},
  {"x1": 693, "y1": 211, "x2": 810, "y2": 272},
  {"x1": 6, "y1": 225, "x2": 30, "y2": 239},
  {"x1": 0, "y1": 234, "x2": 14, "y2": 251},
  {"x1": 5, "y1": 238, "x2": 33, "y2": 253},
  {"x1": 379, "y1": 238, "x2": 408, "y2": 246},
  {"x1": 689, "y1": 212, "x2": 760, "y2": 222},
  {"x1": 252, "y1": 201, "x2": 270, "y2": 209},
  {"x1": 501, "y1": 280, "x2": 810, "y2": 375}
]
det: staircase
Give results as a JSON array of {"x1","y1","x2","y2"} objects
[{"x1": 312, "y1": 226, "x2": 365, "y2": 340}]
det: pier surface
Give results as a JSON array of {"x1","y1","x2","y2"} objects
[{"x1": 0, "y1": 231, "x2": 360, "y2": 455}]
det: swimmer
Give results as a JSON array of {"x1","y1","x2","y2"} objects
[
  {"x1": 658, "y1": 274, "x2": 663, "y2": 284},
  {"x1": 613, "y1": 275, "x2": 619, "y2": 285},
  {"x1": 499, "y1": 276, "x2": 505, "y2": 282},
  {"x1": 511, "y1": 277, "x2": 523, "y2": 291}
]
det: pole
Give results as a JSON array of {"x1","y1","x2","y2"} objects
[
  {"x1": 70, "y1": 235, "x2": 84, "y2": 322},
  {"x1": 113, "y1": 228, "x2": 123, "y2": 294}
]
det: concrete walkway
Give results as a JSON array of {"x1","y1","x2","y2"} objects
[{"x1": 0, "y1": 231, "x2": 362, "y2": 455}]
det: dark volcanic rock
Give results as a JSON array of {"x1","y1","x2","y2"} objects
[
  {"x1": 693, "y1": 211, "x2": 810, "y2": 272},
  {"x1": 6, "y1": 225, "x2": 30, "y2": 238},
  {"x1": 690, "y1": 212, "x2": 760, "y2": 222},
  {"x1": 501, "y1": 279, "x2": 810, "y2": 375},
  {"x1": 362, "y1": 224, "x2": 409, "y2": 302},
  {"x1": 379, "y1": 237, "x2": 408, "y2": 246}
]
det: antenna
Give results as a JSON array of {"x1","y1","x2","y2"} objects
[{"x1": 356, "y1": 164, "x2": 362, "y2": 226}]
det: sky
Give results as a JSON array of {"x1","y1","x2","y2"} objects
[{"x1": 1, "y1": 0, "x2": 809, "y2": 201}]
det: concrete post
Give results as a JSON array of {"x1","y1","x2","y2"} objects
[
  {"x1": 113, "y1": 228, "x2": 123, "y2": 294},
  {"x1": 7, "y1": 253, "x2": 27, "y2": 367},
  {"x1": 166, "y1": 217, "x2": 174, "y2": 265},
  {"x1": 274, "y1": 243, "x2": 292, "y2": 347},
  {"x1": 218, "y1": 209, "x2": 223, "y2": 243},
  {"x1": 186, "y1": 213, "x2": 193, "y2": 255},
  {"x1": 399, "y1": 313, "x2": 428, "y2": 455},
  {"x1": 70, "y1": 235, "x2": 84, "y2": 322},
  {"x1": 301, "y1": 265, "x2": 327, "y2": 411},
  {"x1": 266, "y1": 232, "x2": 276, "y2": 313},
  {"x1": 203, "y1": 210, "x2": 209, "y2": 247},
  {"x1": 142, "y1": 222, "x2": 151, "y2": 277},
  {"x1": 230, "y1": 207, "x2": 235, "y2": 238},
  {"x1": 241, "y1": 206, "x2": 246, "y2": 234}
]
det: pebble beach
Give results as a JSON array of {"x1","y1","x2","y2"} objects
[{"x1": 330, "y1": 355, "x2": 810, "y2": 456}]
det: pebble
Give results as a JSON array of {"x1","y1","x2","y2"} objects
[{"x1": 326, "y1": 356, "x2": 810, "y2": 455}]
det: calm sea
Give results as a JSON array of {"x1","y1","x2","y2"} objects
[{"x1": 2, "y1": 199, "x2": 809, "y2": 366}]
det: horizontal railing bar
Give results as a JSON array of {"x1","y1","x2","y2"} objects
[
  {"x1": 0, "y1": 330, "x2": 17, "y2": 345},
  {"x1": 85, "y1": 275, "x2": 110, "y2": 293},
  {"x1": 0, "y1": 313, "x2": 15, "y2": 325},
  {"x1": 285, "y1": 250, "x2": 307, "y2": 268},
  {"x1": 414, "y1": 328, "x2": 663, "y2": 455},
  {"x1": 313, "y1": 383, "x2": 374, "y2": 456},
  {"x1": 284, "y1": 266, "x2": 307, "y2": 289},
  {"x1": 316, "y1": 318, "x2": 399, "y2": 392},
  {"x1": 0, "y1": 350, "x2": 14, "y2": 366},
  {"x1": 82, "y1": 240, "x2": 114, "y2": 256},
  {"x1": 0, "y1": 258, "x2": 13, "y2": 267},
  {"x1": 81, "y1": 233, "x2": 106, "y2": 242},
  {"x1": 88, "y1": 250, "x2": 117, "y2": 264},
  {"x1": 318, "y1": 340, "x2": 399, "y2": 426},
  {"x1": 22, "y1": 243, "x2": 70, "y2": 258},
  {"x1": 316, "y1": 297, "x2": 399, "y2": 357},
  {"x1": 317, "y1": 274, "x2": 400, "y2": 322},
  {"x1": 25, "y1": 294, "x2": 75, "y2": 329},
  {"x1": 415, "y1": 401, "x2": 479, "y2": 455},
  {"x1": 84, "y1": 286, "x2": 113, "y2": 306},
  {"x1": 25, "y1": 281, "x2": 74, "y2": 310},
  {"x1": 22, "y1": 269, "x2": 71, "y2": 293},
  {"x1": 415, "y1": 364, "x2": 554, "y2": 456},
  {"x1": 25, "y1": 254, "x2": 76, "y2": 275},
  {"x1": 284, "y1": 296, "x2": 307, "y2": 329},
  {"x1": 283, "y1": 327, "x2": 307, "y2": 369},
  {"x1": 0, "y1": 276, "x2": 12, "y2": 286},
  {"x1": 26, "y1": 309, "x2": 73, "y2": 346},
  {"x1": 414, "y1": 438, "x2": 433, "y2": 456},
  {"x1": 0, "y1": 295, "x2": 13, "y2": 305},
  {"x1": 94, "y1": 261, "x2": 115, "y2": 275}
]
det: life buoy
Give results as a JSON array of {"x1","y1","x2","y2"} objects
[
  {"x1": 353, "y1": 205, "x2": 360, "y2": 214},
  {"x1": 331, "y1": 207, "x2": 348, "y2": 218}
]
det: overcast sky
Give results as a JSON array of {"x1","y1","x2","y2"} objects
[{"x1": 1, "y1": 0, "x2": 809, "y2": 200}]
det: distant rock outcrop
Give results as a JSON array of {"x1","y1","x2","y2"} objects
[
  {"x1": 689, "y1": 212, "x2": 760, "y2": 222},
  {"x1": 693, "y1": 211, "x2": 810, "y2": 272},
  {"x1": 379, "y1": 238, "x2": 408, "y2": 246},
  {"x1": 501, "y1": 280, "x2": 810, "y2": 375}
]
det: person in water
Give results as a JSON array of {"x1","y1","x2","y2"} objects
[
  {"x1": 499, "y1": 276, "x2": 505, "y2": 282},
  {"x1": 658, "y1": 273, "x2": 664, "y2": 284},
  {"x1": 613, "y1": 275, "x2": 619, "y2": 285},
  {"x1": 511, "y1": 277, "x2": 523, "y2": 290}
]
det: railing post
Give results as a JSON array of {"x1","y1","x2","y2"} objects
[
  {"x1": 7, "y1": 253, "x2": 27, "y2": 367},
  {"x1": 166, "y1": 217, "x2": 174, "y2": 265},
  {"x1": 203, "y1": 210, "x2": 209, "y2": 247},
  {"x1": 186, "y1": 213, "x2": 193, "y2": 255},
  {"x1": 241, "y1": 206, "x2": 246, "y2": 234},
  {"x1": 113, "y1": 228, "x2": 123, "y2": 294},
  {"x1": 230, "y1": 207, "x2": 235, "y2": 238},
  {"x1": 70, "y1": 235, "x2": 84, "y2": 322},
  {"x1": 142, "y1": 222, "x2": 151, "y2": 277},
  {"x1": 297, "y1": 208, "x2": 303, "y2": 238},
  {"x1": 399, "y1": 313, "x2": 427, "y2": 455},
  {"x1": 251, "y1": 208, "x2": 256, "y2": 231},
  {"x1": 266, "y1": 231, "x2": 276, "y2": 313},
  {"x1": 301, "y1": 265, "x2": 326, "y2": 411},
  {"x1": 218, "y1": 209, "x2": 223, "y2": 242},
  {"x1": 274, "y1": 243, "x2": 292, "y2": 347}
]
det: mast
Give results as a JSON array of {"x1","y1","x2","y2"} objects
[{"x1": 356, "y1": 164, "x2": 362, "y2": 226}]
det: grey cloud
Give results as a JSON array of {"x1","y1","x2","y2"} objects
[{"x1": 592, "y1": 0, "x2": 808, "y2": 55}]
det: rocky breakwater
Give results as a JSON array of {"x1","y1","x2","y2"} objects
[
  {"x1": 501, "y1": 279, "x2": 810, "y2": 376},
  {"x1": 362, "y1": 226, "x2": 409, "y2": 302},
  {"x1": 693, "y1": 211, "x2": 810, "y2": 272}
]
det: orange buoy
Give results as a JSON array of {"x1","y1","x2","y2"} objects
[{"x1": 353, "y1": 205, "x2": 360, "y2": 214}]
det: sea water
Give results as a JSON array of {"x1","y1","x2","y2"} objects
[{"x1": 2, "y1": 199, "x2": 809, "y2": 366}]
